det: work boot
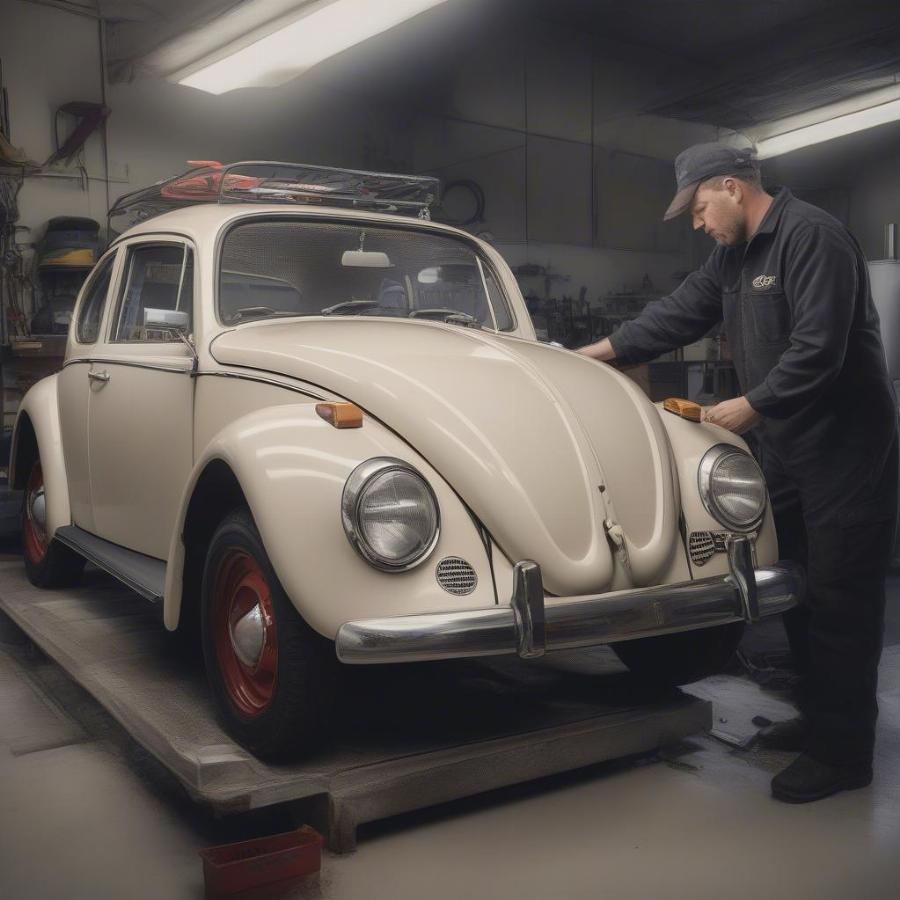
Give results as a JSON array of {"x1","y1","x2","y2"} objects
[
  {"x1": 755, "y1": 715, "x2": 810, "y2": 751},
  {"x1": 771, "y1": 753, "x2": 873, "y2": 803}
]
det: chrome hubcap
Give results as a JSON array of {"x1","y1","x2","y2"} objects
[
  {"x1": 229, "y1": 603, "x2": 265, "y2": 667},
  {"x1": 29, "y1": 487, "x2": 47, "y2": 542}
]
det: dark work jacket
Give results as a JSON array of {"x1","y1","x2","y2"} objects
[{"x1": 609, "y1": 188, "x2": 897, "y2": 512}]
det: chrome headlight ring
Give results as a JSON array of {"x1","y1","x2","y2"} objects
[
  {"x1": 341, "y1": 457, "x2": 441, "y2": 572},
  {"x1": 698, "y1": 444, "x2": 767, "y2": 532}
]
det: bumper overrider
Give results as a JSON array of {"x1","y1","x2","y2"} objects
[{"x1": 335, "y1": 536, "x2": 805, "y2": 664}]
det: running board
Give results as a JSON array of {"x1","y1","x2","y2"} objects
[{"x1": 54, "y1": 525, "x2": 166, "y2": 603}]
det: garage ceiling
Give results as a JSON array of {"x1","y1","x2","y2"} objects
[
  {"x1": 532, "y1": 0, "x2": 900, "y2": 129},
  {"x1": 99, "y1": 0, "x2": 900, "y2": 134}
]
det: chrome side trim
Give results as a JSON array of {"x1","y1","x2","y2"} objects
[
  {"x1": 194, "y1": 369, "x2": 326, "y2": 400},
  {"x1": 64, "y1": 359, "x2": 326, "y2": 393},
  {"x1": 335, "y1": 559, "x2": 805, "y2": 665},
  {"x1": 108, "y1": 228, "x2": 197, "y2": 252},
  {"x1": 62, "y1": 357, "x2": 193, "y2": 375}
]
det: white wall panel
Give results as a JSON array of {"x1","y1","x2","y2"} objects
[
  {"x1": 595, "y1": 113, "x2": 719, "y2": 162},
  {"x1": 444, "y1": 35, "x2": 526, "y2": 132},
  {"x1": 843, "y1": 153, "x2": 900, "y2": 260},
  {"x1": 526, "y1": 137, "x2": 592, "y2": 246},
  {"x1": 594, "y1": 150, "x2": 685, "y2": 254},
  {"x1": 525, "y1": 31, "x2": 592, "y2": 143},
  {"x1": 428, "y1": 145, "x2": 527, "y2": 244},
  {"x1": 413, "y1": 117, "x2": 525, "y2": 174}
]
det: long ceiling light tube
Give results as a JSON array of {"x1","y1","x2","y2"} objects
[
  {"x1": 175, "y1": 0, "x2": 451, "y2": 95},
  {"x1": 754, "y1": 86, "x2": 900, "y2": 159}
]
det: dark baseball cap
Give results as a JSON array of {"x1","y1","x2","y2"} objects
[{"x1": 663, "y1": 143, "x2": 758, "y2": 221}]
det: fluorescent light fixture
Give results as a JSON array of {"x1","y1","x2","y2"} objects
[
  {"x1": 754, "y1": 86, "x2": 900, "y2": 159},
  {"x1": 176, "y1": 0, "x2": 451, "y2": 95}
]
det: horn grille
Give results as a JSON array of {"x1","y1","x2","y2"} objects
[
  {"x1": 689, "y1": 531, "x2": 716, "y2": 566},
  {"x1": 689, "y1": 530, "x2": 735, "y2": 566},
  {"x1": 436, "y1": 557, "x2": 478, "y2": 595}
]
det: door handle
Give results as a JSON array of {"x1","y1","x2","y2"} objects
[{"x1": 88, "y1": 370, "x2": 110, "y2": 383}]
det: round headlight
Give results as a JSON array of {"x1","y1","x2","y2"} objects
[
  {"x1": 342, "y1": 458, "x2": 440, "y2": 571},
  {"x1": 698, "y1": 445, "x2": 767, "y2": 531}
]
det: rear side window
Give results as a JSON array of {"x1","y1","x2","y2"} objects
[
  {"x1": 75, "y1": 254, "x2": 115, "y2": 343},
  {"x1": 112, "y1": 243, "x2": 194, "y2": 342}
]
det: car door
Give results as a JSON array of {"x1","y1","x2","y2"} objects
[
  {"x1": 58, "y1": 248, "x2": 120, "y2": 534},
  {"x1": 86, "y1": 238, "x2": 196, "y2": 559}
]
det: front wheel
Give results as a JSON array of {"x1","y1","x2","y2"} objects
[
  {"x1": 200, "y1": 508, "x2": 338, "y2": 761},
  {"x1": 22, "y1": 460, "x2": 84, "y2": 588},
  {"x1": 611, "y1": 622, "x2": 745, "y2": 686}
]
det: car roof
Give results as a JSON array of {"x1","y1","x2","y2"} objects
[{"x1": 111, "y1": 203, "x2": 474, "y2": 247}]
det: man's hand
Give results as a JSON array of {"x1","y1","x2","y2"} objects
[
  {"x1": 703, "y1": 396, "x2": 762, "y2": 434},
  {"x1": 576, "y1": 337, "x2": 616, "y2": 361}
]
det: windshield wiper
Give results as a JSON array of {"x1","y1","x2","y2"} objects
[
  {"x1": 231, "y1": 308, "x2": 303, "y2": 323},
  {"x1": 409, "y1": 308, "x2": 481, "y2": 327},
  {"x1": 321, "y1": 300, "x2": 384, "y2": 315}
]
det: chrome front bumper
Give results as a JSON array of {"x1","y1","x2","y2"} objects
[{"x1": 335, "y1": 536, "x2": 805, "y2": 665}]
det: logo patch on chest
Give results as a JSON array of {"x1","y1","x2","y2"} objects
[{"x1": 752, "y1": 274, "x2": 777, "y2": 290}]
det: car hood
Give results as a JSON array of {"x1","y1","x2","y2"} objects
[{"x1": 210, "y1": 318, "x2": 680, "y2": 596}]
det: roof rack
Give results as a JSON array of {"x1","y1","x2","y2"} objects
[{"x1": 108, "y1": 161, "x2": 440, "y2": 235}]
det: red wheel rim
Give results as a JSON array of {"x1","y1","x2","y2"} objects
[
  {"x1": 23, "y1": 462, "x2": 49, "y2": 564},
  {"x1": 211, "y1": 549, "x2": 278, "y2": 718}
]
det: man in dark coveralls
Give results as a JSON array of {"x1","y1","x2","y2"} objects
[{"x1": 577, "y1": 143, "x2": 898, "y2": 803}]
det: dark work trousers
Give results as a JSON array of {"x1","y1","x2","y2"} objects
[{"x1": 756, "y1": 434, "x2": 898, "y2": 766}]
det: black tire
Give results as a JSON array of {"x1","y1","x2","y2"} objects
[
  {"x1": 611, "y1": 622, "x2": 745, "y2": 686},
  {"x1": 200, "y1": 508, "x2": 338, "y2": 761},
  {"x1": 21, "y1": 460, "x2": 84, "y2": 589}
]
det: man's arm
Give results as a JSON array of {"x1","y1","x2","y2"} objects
[
  {"x1": 579, "y1": 251, "x2": 725, "y2": 363},
  {"x1": 577, "y1": 336, "x2": 617, "y2": 360},
  {"x1": 744, "y1": 225, "x2": 857, "y2": 418}
]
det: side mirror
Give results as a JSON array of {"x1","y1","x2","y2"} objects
[{"x1": 143, "y1": 308, "x2": 190, "y2": 332}]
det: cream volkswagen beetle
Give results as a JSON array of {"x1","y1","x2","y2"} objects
[{"x1": 10, "y1": 163, "x2": 803, "y2": 760}]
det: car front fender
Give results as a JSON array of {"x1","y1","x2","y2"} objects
[
  {"x1": 655, "y1": 406, "x2": 778, "y2": 576},
  {"x1": 164, "y1": 402, "x2": 497, "y2": 637}
]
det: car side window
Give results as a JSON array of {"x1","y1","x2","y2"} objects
[
  {"x1": 482, "y1": 266, "x2": 515, "y2": 331},
  {"x1": 112, "y1": 243, "x2": 194, "y2": 343},
  {"x1": 75, "y1": 254, "x2": 116, "y2": 344}
]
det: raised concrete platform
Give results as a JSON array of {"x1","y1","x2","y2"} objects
[{"x1": 0, "y1": 562, "x2": 711, "y2": 852}]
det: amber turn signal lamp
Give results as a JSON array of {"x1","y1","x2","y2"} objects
[
  {"x1": 316, "y1": 402, "x2": 363, "y2": 428},
  {"x1": 663, "y1": 397, "x2": 702, "y2": 422}
]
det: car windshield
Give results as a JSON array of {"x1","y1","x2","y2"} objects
[{"x1": 218, "y1": 220, "x2": 514, "y2": 329}]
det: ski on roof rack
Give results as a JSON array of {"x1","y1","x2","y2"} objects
[{"x1": 108, "y1": 161, "x2": 441, "y2": 235}]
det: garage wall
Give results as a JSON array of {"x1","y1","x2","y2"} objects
[
  {"x1": 409, "y1": 19, "x2": 719, "y2": 299},
  {"x1": 2, "y1": 0, "x2": 414, "y2": 247},
  {"x1": 4, "y1": 0, "x2": 727, "y2": 306},
  {"x1": 0, "y1": 2, "x2": 109, "y2": 239},
  {"x1": 847, "y1": 155, "x2": 900, "y2": 261}
]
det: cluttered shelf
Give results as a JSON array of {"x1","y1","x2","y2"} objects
[{"x1": 517, "y1": 272, "x2": 739, "y2": 406}]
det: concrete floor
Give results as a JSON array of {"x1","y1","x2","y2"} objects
[{"x1": 1, "y1": 549, "x2": 899, "y2": 899}]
